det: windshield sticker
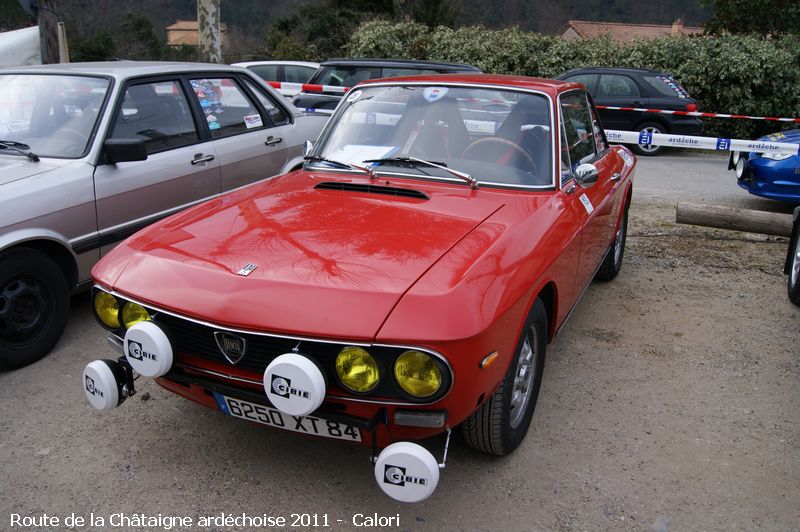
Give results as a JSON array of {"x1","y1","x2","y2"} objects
[
  {"x1": 579, "y1": 193, "x2": 594, "y2": 215},
  {"x1": 209, "y1": 121, "x2": 221, "y2": 130},
  {"x1": 206, "y1": 114, "x2": 217, "y2": 122},
  {"x1": 325, "y1": 145, "x2": 395, "y2": 165},
  {"x1": 244, "y1": 114, "x2": 263, "y2": 129},
  {"x1": 346, "y1": 89, "x2": 363, "y2": 103},
  {"x1": 423, "y1": 87, "x2": 449, "y2": 102}
]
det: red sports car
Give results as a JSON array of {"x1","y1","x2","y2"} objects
[{"x1": 84, "y1": 74, "x2": 635, "y2": 502}]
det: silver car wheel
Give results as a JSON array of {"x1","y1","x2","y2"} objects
[
  {"x1": 509, "y1": 325, "x2": 538, "y2": 429},
  {"x1": 792, "y1": 237, "x2": 800, "y2": 288},
  {"x1": 639, "y1": 125, "x2": 661, "y2": 153}
]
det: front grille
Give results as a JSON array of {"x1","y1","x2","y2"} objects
[
  {"x1": 152, "y1": 312, "x2": 451, "y2": 403},
  {"x1": 155, "y1": 313, "x2": 340, "y2": 374}
]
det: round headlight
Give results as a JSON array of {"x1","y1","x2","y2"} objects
[
  {"x1": 394, "y1": 350, "x2": 442, "y2": 398},
  {"x1": 122, "y1": 302, "x2": 150, "y2": 329},
  {"x1": 94, "y1": 291, "x2": 120, "y2": 329},
  {"x1": 336, "y1": 346, "x2": 380, "y2": 393}
]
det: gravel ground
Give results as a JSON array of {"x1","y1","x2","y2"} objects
[{"x1": 1, "y1": 184, "x2": 798, "y2": 531}]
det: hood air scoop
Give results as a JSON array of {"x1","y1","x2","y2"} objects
[{"x1": 314, "y1": 181, "x2": 429, "y2": 200}]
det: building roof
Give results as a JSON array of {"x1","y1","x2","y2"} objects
[
  {"x1": 559, "y1": 19, "x2": 703, "y2": 43},
  {"x1": 166, "y1": 19, "x2": 228, "y2": 47},
  {"x1": 166, "y1": 19, "x2": 229, "y2": 31}
]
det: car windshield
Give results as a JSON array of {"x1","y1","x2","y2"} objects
[
  {"x1": 0, "y1": 74, "x2": 110, "y2": 158},
  {"x1": 314, "y1": 84, "x2": 554, "y2": 188}
]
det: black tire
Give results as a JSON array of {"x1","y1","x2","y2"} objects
[
  {"x1": 595, "y1": 201, "x2": 629, "y2": 282},
  {"x1": 788, "y1": 223, "x2": 800, "y2": 306},
  {"x1": 462, "y1": 298, "x2": 547, "y2": 455},
  {"x1": 0, "y1": 248, "x2": 70, "y2": 369},
  {"x1": 631, "y1": 121, "x2": 666, "y2": 156}
]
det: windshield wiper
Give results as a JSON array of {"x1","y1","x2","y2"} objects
[
  {"x1": 0, "y1": 140, "x2": 40, "y2": 162},
  {"x1": 364, "y1": 156, "x2": 478, "y2": 189},
  {"x1": 303, "y1": 155, "x2": 373, "y2": 177}
]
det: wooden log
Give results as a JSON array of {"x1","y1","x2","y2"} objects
[{"x1": 676, "y1": 202, "x2": 792, "y2": 237}]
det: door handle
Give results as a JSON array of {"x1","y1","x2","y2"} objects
[
  {"x1": 191, "y1": 154, "x2": 215, "y2": 165},
  {"x1": 265, "y1": 136, "x2": 283, "y2": 146},
  {"x1": 610, "y1": 172, "x2": 622, "y2": 182}
]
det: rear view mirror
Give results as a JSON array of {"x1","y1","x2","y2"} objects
[
  {"x1": 104, "y1": 139, "x2": 147, "y2": 164},
  {"x1": 303, "y1": 140, "x2": 313, "y2": 157},
  {"x1": 575, "y1": 163, "x2": 599, "y2": 187}
]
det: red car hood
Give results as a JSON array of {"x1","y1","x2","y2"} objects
[{"x1": 103, "y1": 172, "x2": 504, "y2": 340}]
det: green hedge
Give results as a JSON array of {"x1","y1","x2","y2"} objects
[{"x1": 347, "y1": 20, "x2": 800, "y2": 139}]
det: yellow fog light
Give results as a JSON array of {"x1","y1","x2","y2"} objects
[
  {"x1": 94, "y1": 291, "x2": 120, "y2": 329},
  {"x1": 394, "y1": 350, "x2": 442, "y2": 398},
  {"x1": 122, "y1": 302, "x2": 150, "y2": 329},
  {"x1": 336, "y1": 346, "x2": 380, "y2": 393}
]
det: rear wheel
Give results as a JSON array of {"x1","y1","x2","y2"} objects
[
  {"x1": 462, "y1": 298, "x2": 547, "y2": 455},
  {"x1": 631, "y1": 122, "x2": 666, "y2": 156},
  {"x1": 0, "y1": 248, "x2": 70, "y2": 369},
  {"x1": 788, "y1": 223, "x2": 800, "y2": 305},
  {"x1": 595, "y1": 201, "x2": 629, "y2": 282}
]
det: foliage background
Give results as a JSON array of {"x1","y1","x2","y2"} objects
[{"x1": 348, "y1": 20, "x2": 800, "y2": 139}]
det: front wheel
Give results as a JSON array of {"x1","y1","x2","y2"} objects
[
  {"x1": 788, "y1": 222, "x2": 800, "y2": 306},
  {"x1": 462, "y1": 298, "x2": 548, "y2": 455},
  {"x1": 631, "y1": 122, "x2": 666, "y2": 156},
  {"x1": 595, "y1": 201, "x2": 629, "y2": 282},
  {"x1": 0, "y1": 248, "x2": 70, "y2": 369}
]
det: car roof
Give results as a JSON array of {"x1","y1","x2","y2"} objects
[
  {"x1": 232, "y1": 61, "x2": 320, "y2": 68},
  {"x1": 557, "y1": 66, "x2": 669, "y2": 78},
  {"x1": 0, "y1": 60, "x2": 251, "y2": 79},
  {"x1": 319, "y1": 58, "x2": 480, "y2": 71},
  {"x1": 357, "y1": 73, "x2": 582, "y2": 96}
]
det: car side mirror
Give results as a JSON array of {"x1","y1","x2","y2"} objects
[
  {"x1": 104, "y1": 139, "x2": 147, "y2": 164},
  {"x1": 303, "y1": 140, "x2": 313, "y2": 157},
  {"x1": 575, "y1": 163, "x2": 599, "y2": 187}
]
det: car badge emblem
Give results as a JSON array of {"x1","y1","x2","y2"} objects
[
  {"x1": 214, "y1": 332, "x2": 247, "y2": 365},
  {"x1": 237, "y1": 263, "x2": 257, "y2": 276}
]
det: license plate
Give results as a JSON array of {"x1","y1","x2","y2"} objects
[{"x1": 212, "y1": 392, "x2": 362, "y2": 442}]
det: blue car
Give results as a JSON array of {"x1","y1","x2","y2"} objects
[{"x1": 731, "y1": 129, "x2": 800, "y2": 204}]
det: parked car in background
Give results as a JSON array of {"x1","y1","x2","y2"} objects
[
  {"x1": 556, "y1": 66, "x2": 702, "y2": 156},
  {"x1": 0, "y1": 61, "x2": 327, "y2": 369},
  {"x1": 83, "y1": 73, "x2": 635, "y2": 503},
  {"x1": 729, "y1": 129, "x2": 800, "y2": 204},
  {"x1": 232, "y1": 61, "x2": 320, "y2": 97},
  {"x1": 291, "y1": 58, "x2": 480, "y2": 111},
  {"x1": 787, "y1": 206, "x2": 800, "y2": 305}
]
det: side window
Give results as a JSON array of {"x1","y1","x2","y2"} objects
[
  {"x1": 564, "y1": 74, "x2": 598, "y2": 94},
  {"x1": 560, "y1": 92, "x2": 597, "y2": 171},
  {"x1": 242, "y1": 78, "x2": 290, "y2": 126},
  {"x1": 190, "y1": 78, "x2": 264, "y2": 139},
  {"x1": 589, "y1": 104, "x2": 608, "y2": 153},
  {"x1": 284, "y1": 65, "x2": 314, "y2": 83},
  {"x1": 560, "y1": 121, "x2": 572, "y2": 186},
  {"x1": 596, "y1": 74, "x2": 640, "y2": 98},
  {"x1": 109, "y1": 80, "x2": 199, "y2": 155},
  {"x1": 247, "y1": 65, "x2": 278, "y2": 81}
]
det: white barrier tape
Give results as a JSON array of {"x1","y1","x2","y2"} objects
[
  {"x1": 598, "y1": 106, "x2": 800, "y2": 123},
  {"x1": 606, "y1": 129, "x2": 800, "y2": 156},
  {"x1": 301, "y1": 108, "x2": 335, "y2": 115},
  {"x1": 269, "y1": 81, "x2": 350, "y2": 94}
]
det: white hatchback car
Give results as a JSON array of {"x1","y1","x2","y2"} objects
[{"x1": 0, "y1": 61, "x2": 327, "y2": 368}]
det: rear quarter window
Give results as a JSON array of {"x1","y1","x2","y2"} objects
[{"x1": 643, "y1": 75, "x2": 690, "y2": 99}]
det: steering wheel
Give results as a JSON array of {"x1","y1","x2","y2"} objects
[{"x1": 462, "y1": 137, "x2": 537, "y2": 174}]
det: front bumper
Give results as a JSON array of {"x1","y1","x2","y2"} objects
[{"x1": 736, "y1": 154, "x2": 800, "y2": 203}]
